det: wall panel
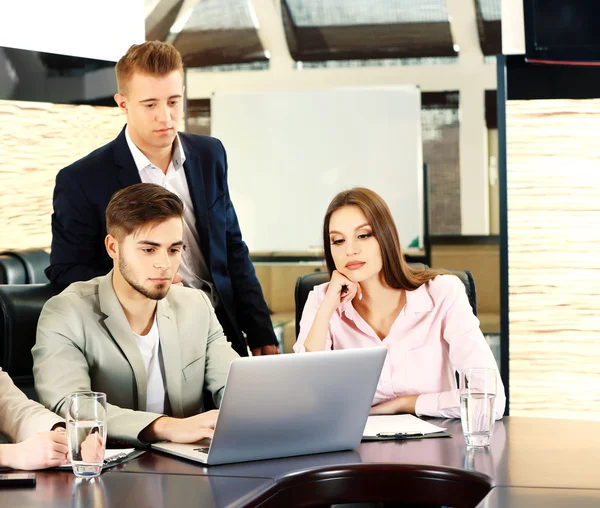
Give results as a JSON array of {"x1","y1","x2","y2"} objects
[
  {"x1": 0, "y1": 100, "x2": 124, "y2": 251},
  {"x1": 507, "y1": 99, "x2": 600, "y2": 420}
]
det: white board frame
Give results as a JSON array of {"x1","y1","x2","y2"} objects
[{"x1": 212, "y1": 87, "x2": 423, "y2": 253}]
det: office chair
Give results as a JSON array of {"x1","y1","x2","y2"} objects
[
  {"x1": 294, "y1": 268, "x2": 477, "y2": 339},
  {"x1": 0, "y1": 249, "x2": 50, "y2": 284},
  {"x1": 0, "y1": 253, "x2": 27, "y2": 284},
  {"x1": 0, "y1": 283, "x2": 63, "y2": 399}
]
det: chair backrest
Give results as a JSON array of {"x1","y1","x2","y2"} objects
[
  {"x1": 294, "y1": 269, "x2": 477, "y2": 339},
  {"x1": 0, "y1": 254, "x2": 27, "y2": 284},
  {"x1": 0, "y1": 283, "x2": 63, "y2": 397},
  {"x1": 0, "y1": 249, "x2": 50, "y2": 284}
]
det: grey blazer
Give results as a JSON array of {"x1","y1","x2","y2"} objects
[
  {"x1": 32, "y1": 272, "x2": 239, "y2": 446},
  {"x1": 0, "y1": 368, "x2": 63, "y2": 442}
]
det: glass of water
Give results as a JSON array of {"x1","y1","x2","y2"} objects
[
  {"x1": 459, "y1": 368, "x2": 497, "y2": 447},
  {"x1": 66, "y1": 391, "x2": 107, "y2": 478}
]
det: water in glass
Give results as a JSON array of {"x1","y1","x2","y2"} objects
[
  {"x1": 68, "y1": 419, "x2": 106, "y2": 477},
  {"x1": 66, "y1": 391, "x2": 107, "y2": 478},
  {"x1": 460, "y1": 393, "x2": 495, "y2": 447},
  {"x1": 67, "y1": 420, "x2": 106, "y2": 477}
]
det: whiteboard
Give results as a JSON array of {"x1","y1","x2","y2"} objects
[{"x1": 212, "y1": 88, "x2": 423, "y2": 252}]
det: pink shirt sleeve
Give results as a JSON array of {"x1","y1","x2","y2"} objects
[
  {"x1": 414, "y1": 276, "x2": 506, "y2": 420},
  {"x1": 293, "y1": 286, "x2": 333, "y2": 353}
]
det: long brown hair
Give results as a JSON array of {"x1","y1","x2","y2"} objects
[{"x1": 323, "y1": 187, "x2": 445, "y2": 290}]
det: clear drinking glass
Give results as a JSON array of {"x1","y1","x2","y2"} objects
[
  {"x1": 66, "y1": 391, "x2": 107, "y2": 478},
  {"x1": 459, "y1": 368, "x2": 497, "y2": 447}
]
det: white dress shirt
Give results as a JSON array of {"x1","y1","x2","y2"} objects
[
  {"x1": 125, "y1": 127, "x2": 218, "y2": 306},
  {"x1": 133, "y1": 316, "x2": 165, "y2": 414}
]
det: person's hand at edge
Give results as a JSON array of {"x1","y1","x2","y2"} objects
[
  {"x1": 0, "y1": 431, "x2": 69, "y2": 470},
  {"x1": 251, "y1": 344, "x2": 280, "y2": 356}
]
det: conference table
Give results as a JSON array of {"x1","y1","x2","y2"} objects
[{"x1": 2, "y1": 416, "x2": 599, "y2": 507}]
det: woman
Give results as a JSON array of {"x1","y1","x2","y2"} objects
[
  {"x1": 0, "y1": 368, "x2": 69, "y2": 469},
  {"x1": 294, "y1": 188, "x2": 505, "y2": 419}
]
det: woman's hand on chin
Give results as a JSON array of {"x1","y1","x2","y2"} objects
[
  {"x1": 323, "y1": 270, "x2": 362, "y2": 310},
  {"x1": 369, "y1": 395, "x2": 419, "y2": 416}
]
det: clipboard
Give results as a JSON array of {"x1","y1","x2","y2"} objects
[
  {"x1": 362, "y1": 431, "x2": 451, "y2": 442},
  {"x1": 362, "y1": 414, "x2": 450, "y2": 441},
  {"x1": 102, "y1": 449, "x2": 146, "y2": 469}
]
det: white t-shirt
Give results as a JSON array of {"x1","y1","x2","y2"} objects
[{"x1": 133, "y1": 316, "x2": 166, "y2": 414}]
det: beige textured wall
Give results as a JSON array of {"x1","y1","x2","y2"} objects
[
  {"x1": 507, "y1": 99, "x2": 600, "y2": 421},
  {"x1": 0, "y1": 100, "x2": 124, "y2": 251}
]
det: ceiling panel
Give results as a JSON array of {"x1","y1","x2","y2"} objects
[
  {"x1": 283, "y1": 0, "x2": 456, "y2": 62},
  {"x1": 286, "y1": 0, "x2": 450, "y2": 26}
]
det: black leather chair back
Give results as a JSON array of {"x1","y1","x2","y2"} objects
[
  {"x1": 0, "y1": 284, "x2": 63, "y2": 398},
  {"x1": 294, "y1": 269, "x2": 477, "y2": 339},
  {"x1": 0, "y1": 254, "x2": 27, "y2": 284},
  {"x1": 0, "y1": 249, "x2": 50, "y2": 284}
]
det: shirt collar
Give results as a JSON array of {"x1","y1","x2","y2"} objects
[
  {"x1": 337, "y1": 280, "x2": 434, "y2": 319},
  {"x1": 338, "y1": 299, "x2": 355, "y2": 318},
  {"x1": 125, "y1": 125, "x2": 186, "y2": 173}
]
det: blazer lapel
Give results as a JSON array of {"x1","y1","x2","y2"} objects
[
  {"x1": 156, "y1": 297, "x2": 184, "y2": 418},
  {"x1": 181, "y1": 138, "x2": 210, "y2": 263},
  {"x1": 98, "y1": 272, "x2": 148, "y2": 411},
  {"x1": 112, "y1": 125, "x2": 142, "y2": 189}
]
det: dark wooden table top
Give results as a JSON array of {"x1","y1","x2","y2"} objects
[
  {"x1": 475, "y1": 487, "x2": 600, "y2": 508},
  {"x1": 1, "y1": 416, "x2": 599, "y2": 507},
  {"x1": 121, "y1": 416, "x2": 600, "y2": 489},
  {"x1": 0, "y1": 471, "x2": 274, "y2": 508}
]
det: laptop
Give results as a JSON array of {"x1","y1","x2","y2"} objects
[{"x1": 151, "y1": 347, "x2": 387, "y2": 465}]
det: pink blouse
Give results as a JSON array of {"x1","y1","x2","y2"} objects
[{"x1": 294, "y1": 274, "x2": 506, "y2": 419}]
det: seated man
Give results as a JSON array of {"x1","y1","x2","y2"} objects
[
  {"x1": 0, "y1": 368, "x2": 68, "y2": 470},
  {"x1": 33, "y1": 183, "x2": 239, "y2": 446}
]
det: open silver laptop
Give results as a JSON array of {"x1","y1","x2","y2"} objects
[{"x1": 151, "y1": 347, "x2": 386, "y2": 465}]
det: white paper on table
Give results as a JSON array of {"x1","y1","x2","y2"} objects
[
  {"x1": 363, "y1": 415, "x2": 447, "y2": 438},
  {"x1": 56, "y1": 448, "x2": 136, "y2": 469}
]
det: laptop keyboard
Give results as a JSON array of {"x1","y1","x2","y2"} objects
[{"x1": 193, "y1": 447, "x2": 210, "y2": 454}]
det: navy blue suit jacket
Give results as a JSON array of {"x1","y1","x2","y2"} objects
[{"x1": 45, "y1": 127, "x2": 276, "y2": 357}]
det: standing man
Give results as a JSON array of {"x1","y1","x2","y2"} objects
[{"x1": 45, "y1": 41, "x2": 278, "y2": 357}]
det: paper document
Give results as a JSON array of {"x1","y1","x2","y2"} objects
[
  {"x1": 57, "y1": 448, "x2": 137, "y2": 469},
  {"x1": 363, "y1": 415, "x2": 447, "y2": 438}
]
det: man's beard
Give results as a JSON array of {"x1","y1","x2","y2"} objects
[{"x1": 119, "y1": 255, "x2": 169, "y2": 301}]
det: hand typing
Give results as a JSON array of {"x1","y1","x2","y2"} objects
[{"x1": 142, "y1": 410, "x2": 219, "y2": 444}]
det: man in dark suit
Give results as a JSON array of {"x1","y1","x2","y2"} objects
[{"x1": 45, "y1": 41, "x2": 278, "y2": 358}]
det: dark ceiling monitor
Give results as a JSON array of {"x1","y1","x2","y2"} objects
[
  {"x1": 524, "y1": 0, "x2": 600, "y2": 65},
  {"x1": 0, "y1": 46, "x2": 116, "y2": 105}
]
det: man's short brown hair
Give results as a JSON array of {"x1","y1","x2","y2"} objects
[
  {"x1": 106, "y1": 183, "x2": 184, "y2": 240},
  {"x1": 115, "y1": 41, "x2": 183, "y2": 93}
]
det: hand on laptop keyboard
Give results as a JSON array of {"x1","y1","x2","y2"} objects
[{"x1": 140, "y1": 410, "x2": 219, "y2": 444}]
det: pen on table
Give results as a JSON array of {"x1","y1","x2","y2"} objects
[
  {"x1": 376, "y1": 431, "x2": 425, "y2": 438},
  {"x1": 103, "y1": 452, "x2": 129, "y2": 465}
]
